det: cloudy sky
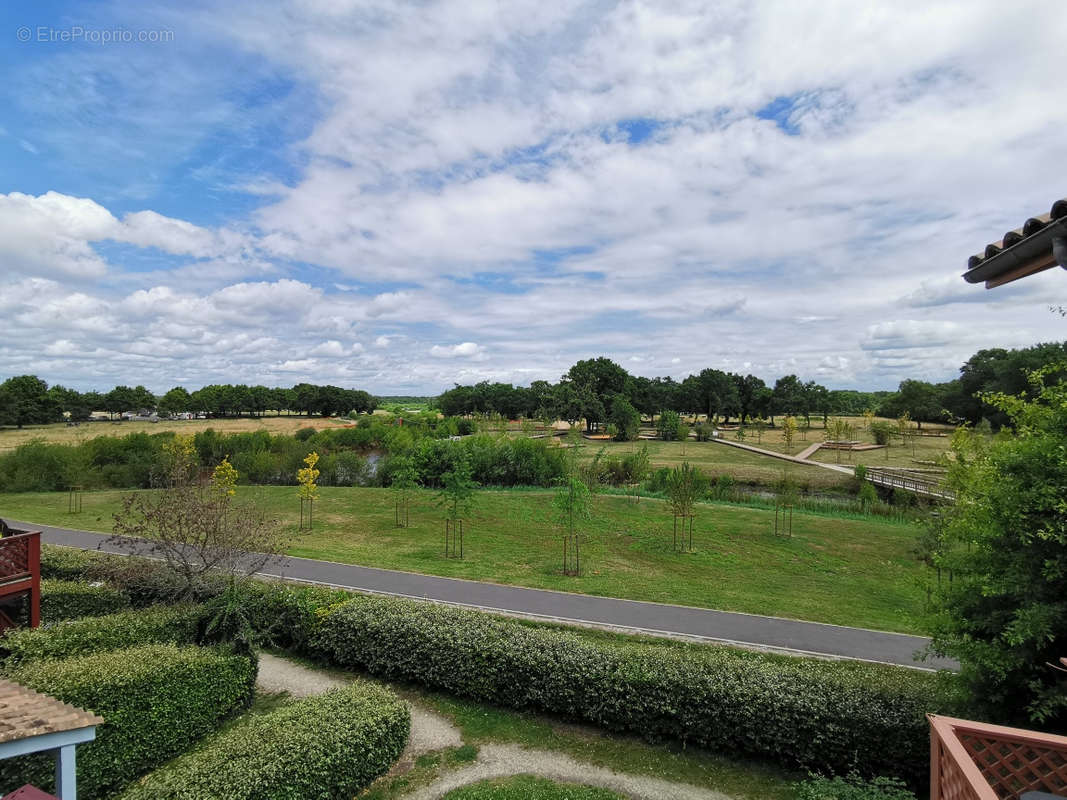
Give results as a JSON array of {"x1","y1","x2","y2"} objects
[{"x1": 2, "y1": 0, "x2": 1065, "y2": 394}]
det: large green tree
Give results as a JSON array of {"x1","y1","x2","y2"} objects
[
  {"x1": 0, "y1": 375, "x2": 61, "y2": 428},
  {"x1": 930, "y1": 366, "x2": 1067, "y2": 726}
]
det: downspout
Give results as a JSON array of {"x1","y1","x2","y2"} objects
[{"x1": 1054, "y1": 237, "x2": 1067, "y2": 269}]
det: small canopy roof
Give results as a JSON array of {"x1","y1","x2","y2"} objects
[
  {"x1": 0, "y1": 680, "x2": 102, "y2": 745},
  {"x1": 963, "y1": 198, "x2": 1067, "y2": 288}
]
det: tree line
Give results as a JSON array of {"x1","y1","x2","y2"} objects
[
  {"x1": 435, "y1": 343, "x2": 1067, "y2": 431},
  {"x1": 0, "y1": 377, "x2": 379, "y2": 428},
  {"x1": 435, "y1": 357, "x2": 889, "y2": 431}
]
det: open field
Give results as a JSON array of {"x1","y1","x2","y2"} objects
[
  {"x1": 3, "y1": 485, "x2": 928, "y2": 632},
  {"x1": 709, "y1": 415, "x2": 954, "y2": 471},
  {"x1": 576, "y1": 438, "x2": 855, "y2": 491},
  {"x1": 0, "y1": 415, "x2": 354, "y2": 452}
]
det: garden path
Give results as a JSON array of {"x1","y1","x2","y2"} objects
[{"x1": 257, "y1": 652, "x2": 734, "y2": 800}]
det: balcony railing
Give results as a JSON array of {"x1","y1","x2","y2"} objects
[
  {"x1": 930, "y1": 714, "x2": 1067, "y2": 800},
  {"x1": 0, "y1": 526, "x2": 41, "y2": 628}
]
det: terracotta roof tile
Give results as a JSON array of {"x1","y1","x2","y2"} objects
[
  {"x1": 968, "y1": 199, "x2": 1067, "y2": 270},
  {"x1": 0, "y1": 680, "x2": 102, "y2": 744}
]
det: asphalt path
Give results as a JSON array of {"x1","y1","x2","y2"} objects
[{"x1": 17, "y1": 519, "x2": 957, "y2": 671}]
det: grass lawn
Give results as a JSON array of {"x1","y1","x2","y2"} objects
[
  {"x1": 577, "y1": 438, "x2": 854, "y2": 492},
  {"x1": 3, "y1": 485, "x2": 928, "y2": 632}
]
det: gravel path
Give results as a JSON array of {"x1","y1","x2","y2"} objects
[
  {"x1": 256, "y1": 653, "x2": 736, "y2": 800},
  {"x1": 256, "y1": 652, "x2": 463, "y2": 755},
  {"x1": 401, "y1": 743, "x2": 732, "y2": 800}
]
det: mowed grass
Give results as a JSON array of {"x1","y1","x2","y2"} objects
[
  {"x1": 728, "y1": 415, "x2": 954, "y2": 467},
  {"x1": 577, "y1": 438, "x2": 854, "y2": 491},
  {"x1": 0, "y1": 415, "x2": 352, "y2": 452},
  {"x1": 2, "y1": 485, "x2": 927, "y2": 632}
]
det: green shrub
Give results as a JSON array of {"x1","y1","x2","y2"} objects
[
  {"x1": 40, "y1": 545, "x2": 107, "y2": 580},
  {"x1": 0, "y1": 643, "x2": 256, "y2": 799},
  {"x1": 870, "y1": 422, "x2": 894, "y2": 446},
  {"x1": 295, "y1": 426, "x2": 317, "y2": 441},
  {"x1": 309, "y1": 596, "x2": 954, "y2": 786},
  {"x1": 118, "y1": 681, "x2": 408, "y2": 800},
  {"x1": 41, "y1": 578, "x2": 129, "y2": 621},
  {"x1": 794, "y1": 773, "x2": 917, "y2": 800},
  {"x1": 2, "y1": 604, "x2": 204, "y2": 667},
  {"x1": 656, "y1": 410, "x2": 681, "y2": 440}
]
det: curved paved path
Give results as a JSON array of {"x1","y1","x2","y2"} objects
[{"x1": 15, "y1": 519, "x2": 956, "y2": 671}]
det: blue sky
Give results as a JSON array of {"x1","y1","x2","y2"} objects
[{"x1": 1, "y1": 0, "x2": 1065, "y2": 394}]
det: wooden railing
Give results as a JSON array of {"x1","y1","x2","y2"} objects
[
  {"x1": 865, "y1": 468, "x2": 955, "y2": 501},
  {"x1": 930, "y1": 715, "x2": 1067, "y2": 800},
  {"x1": 0, "y1": 527, "x2": 41, "y2": 628}
]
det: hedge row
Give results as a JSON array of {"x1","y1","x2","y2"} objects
[
  {"x1": 41, "y1": 578, "x2": 130, "y2": 621},
  {"x1": 2, "y1": 603, "x2": 204, "y2": 667},
  {"x1": 119, "y1": 682, "x2": 409, "y2": 800},
  {"x1": 0, "y1": 643, "x2": 256, "y2": 799},
  {"x1": 308, "y1": 596, "x2": 955, "y2": 785},
  {"x1": 36, "y1": 546, "x2": 954, "y2": 784}
]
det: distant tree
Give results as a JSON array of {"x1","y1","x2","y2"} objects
[
  {"x1": 0, "y1": 375, "x2": 61, "y2": 428},
  {"x1": 608, "y1": 396, "x2": 640, "y2": 441},
  {"x1": 130, "y1": 385, "x2": 157, "y2": 412},
  {"x1": 771, "y1": 375, "x2": 805, "y2": 423},
  {"x1": 665, "y1": 462, "x2": 701, "y2": 551},
  {"x1": 158, "y1": 387, "x2": 192, "y2": 417},
  {"x1": 297, "y1": 452, "x2": 320, "y2": 529},
  {"x1": 46, "y1": 384, "x2": 90, "y2": 422},
  {"x1": 929, "y1": 366, "x2": 1067, "y2": 727},
  {"x1": 676, "y1": 422, "x2": 690, "y2": 455},
  {"x1": 781, "y1": 415, "x2": 798, "y2": 453},
  {"x1": 656, "y1": 409, "x2": 681, "y2": 440},
  {"x1": 105, "y1": 385, "x2": 137, "y2": 418},
  {"x1": 733, "y1": 374, "x2": 767, "y2": 424},
  {"x1": 437, "y1": 456, "x2": 476, "y2": 557},
  {"x1": 562, "y1": 357, "x2": 629, "y2": 431},
  {"x1": 880, "y1": 380, "x2": 946, "y2": 428},
  {"x1": 555, "y1": 443, "x2": 591, "y2": 575},
  {"x1": 390, "y1": 456, "x2": 419, "y2": 528}
]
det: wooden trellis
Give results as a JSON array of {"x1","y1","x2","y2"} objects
[
  {"x1": 673, "y1": 514, "x2": 694, "y2": 552},
  {"x1": 774, "y1": 502, "x2": 793, "y2": 537},
  {"x1": 562, "y1": 534, "x2": 580, "y2": 576},
  {"x1": 445, "y1": 519, "x2": 463, "y2": 559},
  {"x1": 67, "y1": 485, "x2": 83, "y2": 514}
]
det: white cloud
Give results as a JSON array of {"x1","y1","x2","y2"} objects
[{"x1": 430, "y1": 342, "x2": 485, "y2": 359}]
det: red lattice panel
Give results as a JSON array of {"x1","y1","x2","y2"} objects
[
  {"x1": 940, "y1": 739, "x2": 985, "y2": 800},
  {"x1": 962, "y1": 733, "x2": 1067, "y2": 799},
  {"x1": 0, "y1": 536, "x2": 30, "y2": 579}
]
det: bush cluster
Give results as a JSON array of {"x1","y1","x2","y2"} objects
[
  {"x1": 118, "y1": 682, "x2": 409, "y2": 800},
  {"x1": 0, "y1": 643, "x2": 256, "y2": 799},
  {"x1": 2, "y1": 603, "x2": 204, "y2": 667},
  {"x1": 41, "y1": 578, "x2": 130, "y2": 621},
  {"x1": 795, "y1": 773, "x2": 917, "y2": 800},
  {"x1": 308, "y1": 596, "x2": 952, "y2": 785}
]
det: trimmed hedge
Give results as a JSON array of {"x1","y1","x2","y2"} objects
[
  {"x1": 309, "y1": 596, "x2": 956, "y2": 785},
  {"x1": 118, "y1": 681, "x2": 409, "y2": 800},
  {"x1": 40, "y1": 545, "x2": 108, "y2": 580},
  {"x1": 0, "y1": 643, "x2": 256, "y2": 799},
  {"x1": 40, "y1": 578, "x2": 129, "y2": 621},
  {"x1": 35, "y1": 546, "x2": 954, "y2": 785},
  {"x1": 2, "y1": 603, "x2": 204, "y2": 667}
]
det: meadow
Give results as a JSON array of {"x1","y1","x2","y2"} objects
[
  {"x1": 0, "y1": 414, "x2": 354, "y2": 452},
  {"x1": 2, "y1": 485, "x2": 929, "y2": 633}
]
